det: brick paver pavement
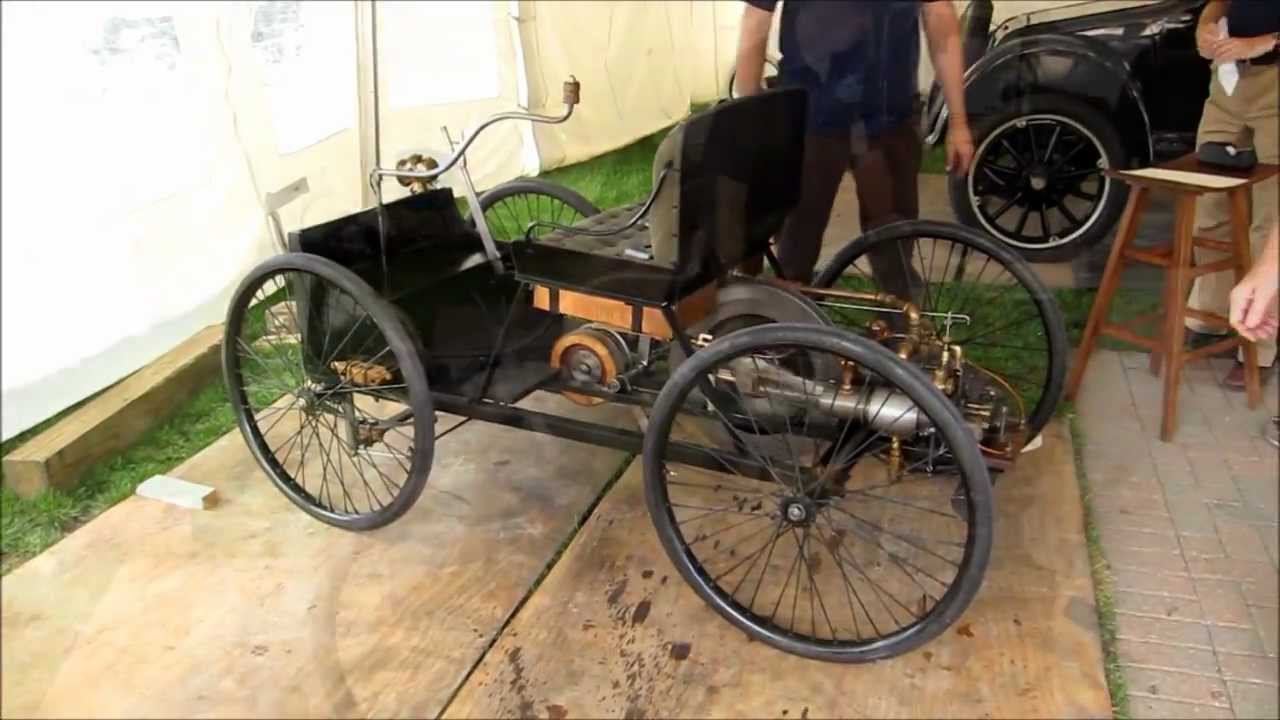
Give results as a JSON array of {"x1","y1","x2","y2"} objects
[{"x1": 1077, "y1": 350, "x2": 1279, "y2": 719}]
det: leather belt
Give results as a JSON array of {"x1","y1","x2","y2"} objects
[{"x1": 1244, "y1": 50, "x2": 1278, "y2": 66}]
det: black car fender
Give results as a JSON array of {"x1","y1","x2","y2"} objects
[{"x1": 927, "y1": 32, "x2": 1153, "y2": 167}]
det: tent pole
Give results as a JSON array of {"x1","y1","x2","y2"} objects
[{"x1": 356, "y1": 0, "x2": 381, "y2": 206}]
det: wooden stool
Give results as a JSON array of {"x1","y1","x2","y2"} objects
[{"x1": 1065, "y1": 154, "x2": 1278, "y2": 442}]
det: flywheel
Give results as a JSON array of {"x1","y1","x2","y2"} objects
[{"x1": 550, "y1": 325, "x2": 631, "y2": 406}]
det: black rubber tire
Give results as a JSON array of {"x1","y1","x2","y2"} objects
[
  {"x1": 223, "y1": 252, "x2": 434, "y2": 531},
  {"x1": 642, "y1": 323, "x2": 994, "y2": 663},
  {"x1": 949, "y1": 94, "x2": 1129, "y2": 263},
  {"x1": 814, "y1": 220, "x2": 1068, "y2": 443},
  {"x1": 474, "y1": 178, "x2": 600, "y2": 241}
]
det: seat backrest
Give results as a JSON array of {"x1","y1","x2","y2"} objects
[{"x1": 646, "y1": 88, "x2": 807, "y2": 288}]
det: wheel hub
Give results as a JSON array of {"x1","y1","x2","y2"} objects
[
  {"x1": 298, "y1": 387, "x2": 319, "y2": 414},
  {"x1": 782, "y1": 497, "x2": 815, "y2": 526}
]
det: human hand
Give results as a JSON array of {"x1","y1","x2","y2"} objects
[
  {"x1": 1196, "y1": 22, "x2": 1225, "y2": 59},
  {"x1": 946, "y1": 122, "x2": 975, "y2": 176},
  {"x1": 1230, "y1": 268, "x2": 1280, "y2": 341},
  {"x1": 1213, "y1": 34, "x2": 1278, "y2": 63}
]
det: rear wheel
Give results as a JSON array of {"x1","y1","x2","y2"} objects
[
  {"x1": 949, "y1": 95, "x2": 1128, "y2": 263},
  {"x1": 474, "y1": 179, "x2": 599, "y2": 242},
  {"x1": 814, "y1": 220, "x2": 1067, "y2": 443},
  {"x1": 644, "y1": 324, "x2": 994, "y2": 663},
  {"x1": 223, "y1": 253, "x2": 434, "y2": 531}
]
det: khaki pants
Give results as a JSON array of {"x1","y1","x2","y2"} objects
[{"x1": 1185, "y1": 64, "x2": 1279, "y2": 366}]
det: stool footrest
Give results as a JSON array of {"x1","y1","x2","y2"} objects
[
  {"x1": 1186, "y1": 336, "x2": 1243, "y2": 362},
  {"x1": 1123, "y1": 246, "x2": 1172, "y2": 267},
  {"x1": 1190, "y1": 257, "x2": 1238, "y2": 278},
  {"x1": 1100, "y1": 322, "x2": 1159, "y2": 351},
  {"x1": 1184, "y1": 308, "x2": 1232, "y2": 329},
  {"x1": 1193, "y1": 235, "x2": 1234, "y2": 254}
]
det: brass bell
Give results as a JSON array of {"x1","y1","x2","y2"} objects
[{"x1": 394, "y1": 153, "x2": 439, "y2": 194}]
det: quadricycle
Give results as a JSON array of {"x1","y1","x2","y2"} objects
[{"x1": 224, "y1": 79, "x2": 1067, "y2": 662}]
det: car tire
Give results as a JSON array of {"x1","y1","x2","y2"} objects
[{"x1": 949, "y1": 94, "x2": 1129, "y2": 263}]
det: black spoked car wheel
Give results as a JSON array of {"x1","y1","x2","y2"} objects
[
  {"x1": 223, "y1": 253, "x2": 434, "y2": 531},
  {"x1": 950, "y1": 95, "x2": 1128, "y2": 263},
  {"x1": 814, "y1": 220, "x2": 1067, "y2": 443},
  {"x1": 643, "y1": 324, "x2": 994, "y2": 663},
  {"x1": 475, "y1": 179, "x2": 600, "y2": 242}
]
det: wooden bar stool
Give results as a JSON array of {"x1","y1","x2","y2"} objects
[{"x1": 1065, "y1": 154, "x2": 1278, "y2": 442}]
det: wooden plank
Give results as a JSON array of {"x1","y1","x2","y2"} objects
[
  {"x1": 0, "y1": 393, "x2": 634, "y2": 718},
  {"x1": 2, "y1": 325, "x2": 224, "y2": 498},
  {"x1": 531, "y1": 283, "x2": 716, "y2": 340},
  {"x1": 442, "y1": 420, "x2": 1112, "y2": 719}
]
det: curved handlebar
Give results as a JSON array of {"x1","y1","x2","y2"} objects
[{"x1": 371, "y1": 77, "x2": 581, "y2": 186}]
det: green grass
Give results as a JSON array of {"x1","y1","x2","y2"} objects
[
  {"x1": 1065, "y1": 403, "x2": 1131, "y2": 720},
  {"x1": 0, "y1": 382, "x2": 237, "y2": 574},
  {"x1": 921, "y1": 143, "x2": 948, "y2": 175},
  {"x1": 539, "y1": 131, "x2": 665, "y2": 209}
]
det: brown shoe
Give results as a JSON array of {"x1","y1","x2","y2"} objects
[{"x1": 1223, "y1": 361, "x2": 1275, "y2": 391}]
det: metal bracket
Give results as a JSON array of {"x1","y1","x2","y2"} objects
[{"x1": 444, "y1": 125, "x2": 504, "y2": 273}]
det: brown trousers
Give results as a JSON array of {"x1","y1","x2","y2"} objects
[
  {"x1": 774, "y1": 118, "x2": 924, "y2": 304},
  {"x1": 1185, "y1": 64, "x2": 1278, "y2": 366}
]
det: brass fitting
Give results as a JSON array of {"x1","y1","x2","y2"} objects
[
  {"x1": 840, "y1": 360, "x2": 857, "y2": 392},
  {"x1": 887, "y1": 436, "x2": 903, "y2": 480}
]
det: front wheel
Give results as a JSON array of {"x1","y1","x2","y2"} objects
[
  {"x1": 643, "y1": 324, "x2": 994, "y2": 663},
  {"x1": 949, "y1": 94, "x2": 1129, "y2": 263},
  {"x1": 223, "y1": 253, "x2": 435, "y2": 531}
]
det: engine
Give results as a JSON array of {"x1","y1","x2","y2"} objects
[{"x1": 542, "y1": 280, "x2": 1023, "y2": 463}]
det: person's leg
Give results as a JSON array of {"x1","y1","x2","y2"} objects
[
  {"x1": 774, "y1": 132, "x2": 851, "y2": 283},
  {"x1": 1237, "y1": 65, "x2": 1278, "y2": 369},
  {"x1": 1186, "y1": 71, "x2": 1247, "y2": 337},
  {"x1": 852, "y1": 120, "x2": 925, "y2": 305}
]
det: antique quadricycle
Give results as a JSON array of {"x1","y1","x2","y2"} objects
[{"x1": 224, "y1": 80, "x2": 1067, "y2": 663}]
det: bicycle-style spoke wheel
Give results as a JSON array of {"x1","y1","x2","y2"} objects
[
  {"x1": 223, "y1": 254, "x2": 434, "y2": 530},
  {"x1": 643, "y1": 324, "x2": 993, "y2": 662},
  {"x1": 814, "y1": 220, "x2": 1067, "y2": 442},
  {"x1": 475, "y1": 179, "x2": 600, "y2": 242}
]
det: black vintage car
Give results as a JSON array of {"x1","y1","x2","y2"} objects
[{"x1": 926, "y1": 0, "x2": 1211, "y2": 262}]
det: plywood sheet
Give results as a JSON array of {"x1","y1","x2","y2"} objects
[
  {"x1": 1, "y1": 393, "x2": 632, "y2": 719},
  {"x1": 442, "y1": 420, "x2": 1110, "y2": 719}
]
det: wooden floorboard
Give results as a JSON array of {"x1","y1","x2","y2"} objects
[{"x1": 441, "y1": 420, "x2": 1110, "y2": 719}]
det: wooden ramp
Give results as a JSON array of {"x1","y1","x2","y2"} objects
[
  {"x1": 441, "y1": 420, "x2": 1111, "y2": 719},
  {"x1": 0, "y1": 395, "x2": 632, "y2": 719}
]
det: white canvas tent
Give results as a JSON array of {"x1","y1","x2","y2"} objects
[{"x1": 0, "y1": 0, "x2": 1151, "y2": 441}]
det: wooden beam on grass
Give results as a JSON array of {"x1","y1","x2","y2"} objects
[{"x1": 2, "y1": 325, "x2": 224, "y2": 498}]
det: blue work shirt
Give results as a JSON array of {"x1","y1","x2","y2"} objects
[{"x1": 745, "y1": 0, "x2": 931, "y2": 136}]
